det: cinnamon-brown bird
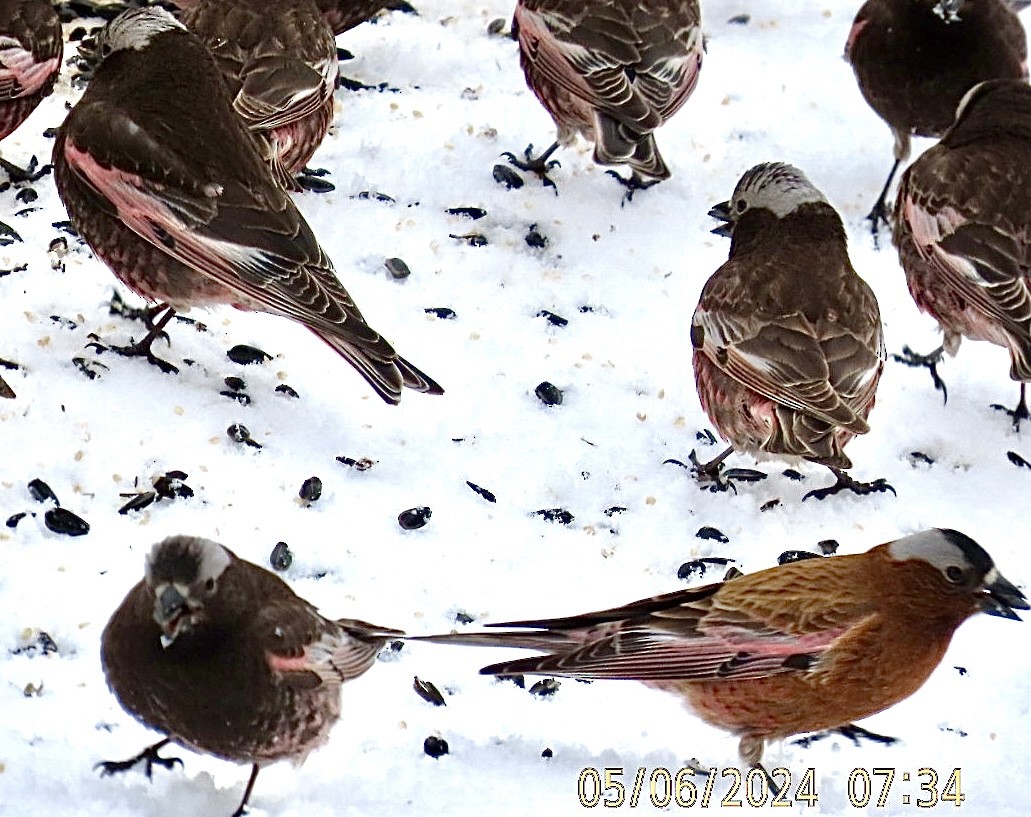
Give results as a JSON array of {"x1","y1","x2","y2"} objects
[
  {"x1": 893, "y1": 78, "x2": 1031, "y2": 425},
  {"x1": 505, "y1": 0, "x2": 703, "y2": 194},
  {"x1": 845, "y1": 0, "x2": 1027, "y2": 235},
  {"x1": 99, "y1": 535, "x2": 403, "y2": 817},
  {"x1": 415, "y1": 528, "x2": 1027, "y2": 771},
  {"x1": 53, "y1": 8, "x2": 442, "y2": 403},
  {"x1": 691, "y1": 162, "x2": 887, "y2": 500}
]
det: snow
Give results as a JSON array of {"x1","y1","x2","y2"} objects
[{"x1": 1, "y1": 0, "x2": 1030, "y2": 815}]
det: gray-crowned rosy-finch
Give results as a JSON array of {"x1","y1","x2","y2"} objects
[
  {"x1": 54, "y1": 8, "x2": 441, "y2": 403},
  {"x1": 845, "y1": 0, "x2": 1027, "y2": 235},
  {"x1": 99, "y1": 535, "x2": 403, "y2": 817},
  {"x1": 691, "y1": 163, "x2": 887, "y2": 500},
  {"x1": 893, "y1": 78, "x2": 1031, "y2": 425}
]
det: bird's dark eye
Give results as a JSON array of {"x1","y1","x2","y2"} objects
[
  {"x1": 945, "y1": 565, "x2": 965, "y2": 584},
  {"x1": 735, "y1": 199, "x2": 747, "y2": 213},
  {"x1": 100, "y1": 43, "x2": 112, "y2": 57},
  {"x1": 204, "y1": 577, "x2": 216, "y2": 592}
]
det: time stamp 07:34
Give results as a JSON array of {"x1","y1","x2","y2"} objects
[{"x1": 577, "y1": 766, "x2": 966, "y2": 809}]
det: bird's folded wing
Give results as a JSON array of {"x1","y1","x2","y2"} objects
[
  {"x1": 0, "y1": 35, "x2": 58, "y2": 98},
  {"x1": 902, "y1": 186, "x2": 1031, "y2": 371},
  {"x1": 234, "y1": 53, "x2": 334, "y2": 131},
  {"x1": 695, "y1": 308, "x2": 871, "y2": 433},
  {"x1": 61, "y1": 106, "x2": 393, "y2": 350},
  {"x1": 477, "y1": 616, "x2": 845, "y2": 682},
  {"x1": 257, "y1": 605, "x2": 397, "y2": 689},
  {"x1": 516, "y1": 4, "x2": 658, "y2": 131}
]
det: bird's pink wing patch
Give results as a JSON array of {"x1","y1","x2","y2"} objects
[
  {"x1": 0, "y1": 40, "x2": 59, "y2": 99},
  {"x1": 62, "y1": 138, "x2": 303, "y2": 313},
  {"x1": 501, "y1": 620, "x2": 846, "y2": 682}
]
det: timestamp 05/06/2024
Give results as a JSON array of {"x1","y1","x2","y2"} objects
[{"x1": 576, "y1": 766, "x2": 965, "y2": 809}]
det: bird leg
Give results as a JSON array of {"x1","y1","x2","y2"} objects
[
  {"x1": 802, "y1": 468, "x2": 896, "y2": 501},
  {"x1": 95, "y1": 737, "x2": 183, "y2": 779},
  {"x1": 664, "y1": 445, "x2": 738, "y2": 493},
  {"x1": 86, "y1": 305, "x2": 179, "y2": 374},
  {"x1": 231, "y1": 764, "x2": 262, "y2": 817},
  {"x1": 605, "y1": 169, "x2": 661, "y2": 204},
  {"x1": 501, "y1": 142, "x2": 560, "y2": 190},
  {"x1": 865, "y1": 157, "x2": 901, "y2": 243},
  {"x1": 891, "y1": 344, "x2": 947, "y2": 403},
  {"x1": 991, "y1": 383, "x2": 1030, "y2": 430}
]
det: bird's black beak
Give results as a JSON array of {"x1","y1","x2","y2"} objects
[
  {"x1": 155, "y1": 584, "x2": 190, "y2": 646},
  {"x1": 981, "y1": 571, "x2": 1029, "y2": 620},
  {"x1": 709, "y1": 200, "x2": 734, "y2": 237}
]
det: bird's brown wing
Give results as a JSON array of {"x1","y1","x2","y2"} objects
[
  {"x1": 428, "y1": 565, "x2": 876, "y2": 682},
  {"x1": 516, "y1": 0, "x2": 701, "y2": 132},
  {"x1": 898, "y1": 151, "x2": 1031, "y2": 378},
  {"x1": 693, "y1": 263, "x2": 879, "y2": 434},
  {"x1": 254, "y1": 602, "x2": 402, "y2": 689},
  {"x1": 59, "y1": 101, "x2": 410, "y2": 392}
]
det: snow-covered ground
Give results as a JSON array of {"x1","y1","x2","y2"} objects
[{"x1": 2, "y1": 1, "x2": 1030, "y2": 815}]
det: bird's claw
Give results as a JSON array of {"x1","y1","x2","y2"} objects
[
  {"x1": 95, "y1": 744, "x2": 183, "y2": 780},
  {"x1": 793, "y1": 723, "x2": 899, "y2": 749},
  {"x1": 501, "y1": 144, "x2": 560, "y2": 191},
  {"x1": 991, "y1": 399, "x2": 1030, "y2": 431},
  {"x1": 891, "y1": 345, "x2": 947, "y2": 403},
  {"x1": 87, "y1": 338, "x2": 179, "y2": 374},
  {"x1": 605, "y1": 170, "x2": 660, "y2": 204},
  {"x1": 803, "y1": 471, "x2": 896, "y2": 501},
  {"x1": 865, "y1": 199, "x2": 890, "y2": 247},
  {"x1": 663, "y1": 450, "x2": 737, "y2": 493}
]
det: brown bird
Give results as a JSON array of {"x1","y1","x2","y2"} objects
[
  {"x1": 691, "y1": 163, "x2": 887, "y2": 500},
  {"x1": 845, "y1": 0, "x2": 1027, "y2": 235},
  {"x1": 99, "y1": 535, "x2": 403, "y2": 817},
  {"x1": 505, "y1": 0, "x2": 703, "y2": 194},
  {"x1": 893, "y1": 78, "x2": 1031, "y2": 425},
  {"x1": 0, "y1": 0, "x2": 62, "y2": 142},
  {"x1": 53, "y1": 8, "x2": 442, "y2": 403},
  {"x1": 415, "y1": 528, "x2": 1027, "y2": 771},
  {"x1": 177, "y1": 0, "x2": 338, "y2": 186}
]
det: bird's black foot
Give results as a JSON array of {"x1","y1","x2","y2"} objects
[
  {"x1": 501, "y1": 143, "x2": 560, "y2": 191},
  {"x1": 991, "y1": 384, "x2": 1029, "y2": 430},
  {"x1": 107, "y1": 292, "x2": 169, "y2": 329},
  {"x1": 85, "y1": 335, "x2": 178, "y2": 375},
  {"x1": 605, "y1": 169, "x2": 660, "y2": 203},
  {"x1": 663, "y1": 446, "x2": 757, "y2": 493},
  {"x1": 891, "y1": 344, "x2": 947, "y2": 403},
  {"x1": 96, "y1": 739, "x2": 183, "y2": 780},
  {"x1": 803, "y1": 468, "x2": 896, "y2": 501},
  {"x1": 865, "y1": 198, "x2": 890, "y2": 246},
  {"x1": 0, "y1": 155, "x2": 51, "y2": 184},
  {"x1": 793, "y1": 723, "x2": 898, "y2": 749}
]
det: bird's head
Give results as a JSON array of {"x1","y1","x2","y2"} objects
[
  {"x1": 886, "y1": 529, "x2": 1029, "y2": 620},
  {"x1": 77, "y1": 7, "x2": 186, "y2": 72},
  {"x1": 708, "y1": 162, "x2": 828, "y2": 237},
  {"x1": 145, "y1": 535, "x2": 232, "y2": 647}
]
